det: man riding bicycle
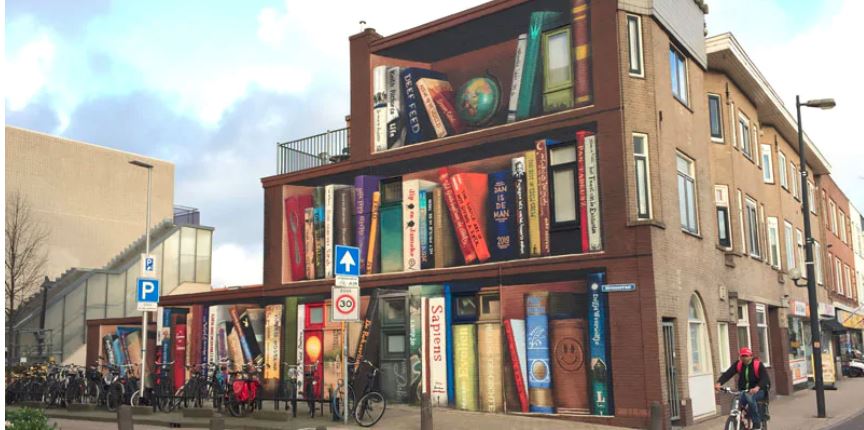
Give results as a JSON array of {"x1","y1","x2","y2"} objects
[{"x1": 715, "y1": 347, "x2": 770, "y2": 429}]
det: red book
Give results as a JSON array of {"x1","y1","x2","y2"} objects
[
  {"x1": 173, "y1": 323, "x2": 187, "y2": 390},
  {"x1": 428, "y1": 81, "x2": 465, "y2": 134},
  {"x1": 576, "y1": 131, "x2": 589, "y2": 251},
  {"x1": 189, "y1": 305, "x2": 203, "y2": 367},
  {"x1": 573, "y1": 0, "x2": 592, "y2": 105},
  {"x1": 450, "y1": 172, "x2": 491, "y2": 263},
  {"x1": 438, "y1": 167, "x2": 477, "y2": 264},
  {"x1": 535, "y1": 140, "x2": 551, "y2": 256},
  {"x1": 285, "y1": 195, "x2": 313, "y2": 281},
  {"x1": 504, "y1": 320, "x2": 529, "y2": 412}
]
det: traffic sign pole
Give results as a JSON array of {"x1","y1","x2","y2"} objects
[{"x1": 343, "y1": 321, "x2": 348, "y2": 425}]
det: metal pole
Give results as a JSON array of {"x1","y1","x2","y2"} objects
[
  {"x1": 140, "y1": 166, "x2": 153, "y2": 400},
  {"x1": 797, "y1": 95, "x2": 826, "y2": 418},
  {"x1": 343, "y1": 321, "x2": 348, "y2": 424}
]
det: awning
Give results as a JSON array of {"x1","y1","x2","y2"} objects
[{"x1": 821, "y1": 318, "x2": 847, "y2": 333}]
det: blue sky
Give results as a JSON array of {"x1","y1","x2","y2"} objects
[{"x1": 6, "y1": 0, "x2": 863, "y2": 287}]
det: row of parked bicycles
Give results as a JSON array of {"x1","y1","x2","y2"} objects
[{"x1": 6, "y1": 358, "x2": 386, "y2": 427}]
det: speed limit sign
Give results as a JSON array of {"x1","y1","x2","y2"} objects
[{"x1": 332, "y1": 286, "x2": 360, "y2": 322}]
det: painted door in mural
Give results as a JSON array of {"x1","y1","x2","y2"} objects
[
  {"x1": 304, "y1": 302, "x2": 325, "y2": 399},
  {"x1": 380, "y1": 294, "x2": 409, "y2": 403},
  {"x1": 662, "y1": 321, "x2": 680, "y2": 420}
]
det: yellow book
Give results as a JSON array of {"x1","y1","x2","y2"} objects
[{"x1": 524, "y1": 150, "x2": 540, "y2": 257}]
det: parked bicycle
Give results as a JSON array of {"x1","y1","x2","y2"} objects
[
  {"x1": 719, "y1": 387, "x2": 770, "y2": 430},
  {"x1": 223, "y1": 362, "x2": 263, "y2": 417},
  {"x1": 331, "y1": 359, "x2": 386, "y2": 427},
  {"x1": 150, "y1": 360, "x2": 176, "y2": 412},
  {"x1": 103, "y1": 363, "x2": 140, "y2": 412}
]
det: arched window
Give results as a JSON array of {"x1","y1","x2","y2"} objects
[{"x1": 688, "y1": 294, "x2": 712, "y2": 374}]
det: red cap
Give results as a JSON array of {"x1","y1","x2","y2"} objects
[{"x1": 739, "y1": 347, "x2": 753, "y2": 357}]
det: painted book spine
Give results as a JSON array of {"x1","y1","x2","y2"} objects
[
  {"x1": 452, "y1": 324, "x2": 478, "y2": 411},
  {"x1": 535, "y1": 140, "x2": 552, "y2": 256},
  {"x1": 516, "y1": 12, "x2": 562, "y2": 120},
  {"x1": 577, "y1": 131, "x2": 589, "y2": 252},
  {"x1": 313, "y1": 187, "x2": 325, "y2": 279},
  {"x1": 507, "y1": 33, "x2": 528, "y2": 123},
  {"x1": 444, "y1": 285, "x2": 455, "y2": 406},
  {"x1": 423, "y1": 296, "x2": 448, "y2": 406},
  {"x1": 587, "y1": 272, "x2": 611, "y2": 415},
  {"x1": 419, "y1": 190, "x2": 429, "y2": 269},
  {"x1": 173, "y1": 324, "x2": 187, "y2": 390},
  {"x1": 432, "y1": 188, "x2": 458, "y2": 268},
  {"x1": 504, "y1": 319, "x2": 529, "y2": 412},
  {"x1": 282, "y1": 298, "x2": 298, "y2": 372},
  {"x1": 113, "y1": 337, "x2": 126, "y2": 375},
  {"x1": 351, "y1": 290, "x2": 382, "y2": 400},
  {"x1": 324, "y1": 185, "x2": 335, "y2": 278},
  {"x1": 511, "y1": 157, "x2": 529, "y2": 258},
  {"x1": 380, "y1": 202, "x2": 403, "y2": 273},
  {"x1": 526, "y1": 292, "x2": 554, "y2": 413},
  {"x1": 402, "y1": 68, "x2": 448, "y2": 145},
  {"x1": 286, "y1": 197, "x2": 303, "y2": 281},
  {"x1": 438, "y1": 168, "x2": 477, "y2": 264},
  {"x1": 584, "y1": 134, "x2": 602, "y2": 251},
  {"x1": 355, "y1": 176, "x2": 382, "y2": 274},
  {"x1": 229, "y1": 306, "x2": 253, "y2": 364},
  {"x1": 403, "y1": 180, "x2": 422, "y2": 272},
  {"x1": 426, "y1": 79, "x2": 465, "y2": 134},
  {"x1": 550, "y1": 319, "x2": 590, "y2": 413},
  {"x1": 296, "y1": 304, "x2": 306, "y2": 398},
  {"x1": 226, "y1": 328, "x2": 244, "y2": 371},
  {"x1": 416, "y1": 78, "x2": 448, "y2": 138},
  {"x1": 477, "y1": 321, "x2": 503, "y2": 413},
  {"x1": 425, "y1": 191, "x2": 435, "y2": 269},
  {"x1": 335, "y1": 187, "x2": 354, "y2": 247},
  {"x1": 264, "y1": 305, "x2": 282, "y2": 380},
  {"x1": 386, "y1": 66, "x2": 406, "y2": 149},
  {"x1": 373, "y1": 65, "x2": 388, "y2": 152},
  {"x1": 573, "y1": 0, "x2": 593, "y2": 105},
  {"x1": 524, "y1": 150, "x2": 540, "y2": 257},
  {"x1": 208, "y1": 307, "x2": 217, "y2": 364},
  {"x1": 366, "y1": 191, "x2": 381, "y2": 274},
  {"x1": 409, "y1": 287, "x2": 424, "y2": 404},
  {"x1": 489, "y1": 170, "x2": 516, "y2": 261},
  {"x1": 216, "y1": 321, "x2": 229, "y2": 364},
  {"x1": 240, "y1": 313, "x2": 264, "y2": 365},
  {"x1": 304, "y1": 208, "x2": 315, "y2": 279},
  {"x1": 451, "y1": 173, "x2": 491, "y2": 263},
  {"x1": 201, "y1": 305, "x2": 209, "y2": 366}
]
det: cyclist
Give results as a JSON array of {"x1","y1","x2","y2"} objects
[{"x1": 715, "y1": 347, "x2": 770, "y2": 429}]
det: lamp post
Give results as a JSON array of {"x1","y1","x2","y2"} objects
[
  {"x1": 796, "y1": 95, "x2": 834, "y2": 419},
  {"x1": 130, "y1": 159, "x2": 153, "y2": 401}
]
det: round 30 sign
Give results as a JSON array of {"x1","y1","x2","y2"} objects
[{"x1": 331, "y1": 286, "x2": 360, "y2": 321}]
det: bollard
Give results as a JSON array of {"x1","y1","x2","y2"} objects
[
  {"x1": 421, "y1": 393, "x2": 433, "y2": 430},
  {"x1": 118, "y1": 405, "x2": 134, "y2": 430},
  {"x1": 209, "y1": 417, "x2": 225, "y2": 430},
  {"x1": 649, "y1": 401, "x2": 663, "y2": 430}
]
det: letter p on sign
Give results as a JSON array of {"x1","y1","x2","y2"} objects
[{"x1": 137, "y1": 278, "x2": 160, "y2": 311}]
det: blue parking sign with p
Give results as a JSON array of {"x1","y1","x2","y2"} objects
[
  {"x1": 145, "y1": 257, "x2": 154, "y2": 272},
  {"x1": 137, "y1": 277, "x2": 160, "y2": 305}
]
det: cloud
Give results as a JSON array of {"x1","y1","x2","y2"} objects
[
  {"x1": 5, "y1": 31, "x2": 56, "y2": 111},
  {"x1": 211, "y1": 243, "x2": 262, "y2": 288}
]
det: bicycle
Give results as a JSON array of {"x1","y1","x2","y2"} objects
[
  {"x1": 150, "y1": 360, "x2": 176, "y2": 412},
  {"x1": 719, "y1": 387, "x2": 770, "y2": 430},
  {"x1": 208, "y1": 360, "x2": 231, "y2": 411},
  {"x1": 224, "y1": 362, "x2": 263, "y2": 417},
  {"x1": 331, "y1": 359, "x2": 386, "y2": 427}
]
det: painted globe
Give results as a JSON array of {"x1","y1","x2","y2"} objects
[{"x1": 455, "y1": 77, "x2": 501, "y2": 126}]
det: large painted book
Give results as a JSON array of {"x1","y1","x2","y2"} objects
[
  {"x1": 373, "y1": 65, "x2": 388, "y2": 152},
  {"x1": 173, "y1": 322, "x2": 187, "y2": 390},
  {"x1": 245, "y1": 308, "x2": 266, "y2": 359},
  {"x1": 304, "y1": 207, "x2": 315, "y2": 279},
  {"x1": 102, "y1": 335, "x2": 117, "y2": 366},
  {"x1": 511, "y1": 157, "x2": 529, "y2": 258},
  {"x1": 583, "y1": 133, "x2": 602, "y2": 251},
  {"x1": 295, "y1": 304, "x2": 306, "y2": 398},
  {"x1": 285, "y1": 195, "x2": 313, "y2": 281},
  {"x1": 229, "y1": 306, "x2": 254, "y2": 364},
  {"x1": 401, "y1": 68, "x2": 449, "y2": 145},
  {"x1": 403, "y1": 179, "x2": 437, "y2": 272},
  {"x1": 488, "y1": 170, "x2": 516, "y2": 261},
  {"x1": 416, "y1": 78, "x2": 464, "y2": 137},
  {"x1": 450, "y1": 172, "x2": 491, "y2": 263},
  {"x1": 444, "y1": 285, "x2": 455, "y2": 406},
  {"x1": 507, "y1": 33, "x2": 528, "y2": 123},
  {"x1": 588, "y1": 272, "x2": 611, "y2": 415},
  {"x1": 188, "y1": 305, "x2": 203, "y2": 367},
  {"x1": 354, "y1": 175, "x2": 383, "y2": 274},
  {"x1": 535, "y1": 140, "x2": 552, "y2": 256},
  {"x1": 125, "y1": 330, "x2": 142, "y2": 378},
  {"x1": 516, "y1": 11, "x2": 566, "y2": 120},
  {"x1": 386, "y1": 66, "x2": 406, "y2": 149},
  {"x1": 504, "y1": 319, "x2": 529, "y2": 412},
  {"x1": 550, "y1": 319, "x2": 590, "y2": 414},
  {"x1": 112, "y1": 337, "x2": 126, "y2": 375},
  {"x1": 216, "y1": 321, "x2": 230, "y2": 364},
  {"x1": 408, "y1": 285, "x2": 444, "y2": 403},
  {"x1": 419, "y1": 191, "x2": 430, "y2": 269},
  {"x1": 313, "y1": 187, "x2": 325, "y2": 279},
  {"x1": 207, "y1": 307, "x2": 218, "y2": 364},
  {"x1": 200, "y1": 305, "x2": 210, "y2": 366},
  {"x1": 541, "y1": 25, "x2": 574, "y2": 113},
  {"x1": 324, "y1": 185, "x2": 350, "y2": 278},
  {"x1": 334, "y1": 186, "x2": 355, "y2": 248},
  {"x1": 525, "y1": 292, "x2": 554, "y2": 413},
  {"x1": 352, "y1": 290, "x2": 382, "y2": 400},
  {"x1": 524, "y1": 150, "x2": 541, "y2": 257},
  {"x1": 572, "y1": 0, "x2": 593, "y2": 106},
  {"x1": 379, "y1": 177, "x2": 404, "y2": 273},
  {"x1": 577, "y1": 133, "x2": 588, "y2": 252},
  {"x1": 421, "y1": 296, "x2": 448, "y2": 407},
  {"x1": 366, "y1": 191, "x2": 382, "y2": 274},
  {"x1": 282, "y1": 297, "x2": 298, "y2": 372},
  {"x1": 416, "y1": 78, "x2": 449, "y2": 139},
  {"x1": 226, "y1": 326, "x2": 245, "y2": 371},
  {"x1": 263, "y1": 305, "x2": 283, "y2": 395},
  {"x1": 477, "y1": 321, "x2": 503, "y2": 413},
  {"x1": 432, "y1": 188, "x2": 460, "y2": 268},
  {"x1": 452, "y1": 324, "x2": 478, "y2": 411}
]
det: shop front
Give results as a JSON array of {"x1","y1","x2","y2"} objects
[{"x1": 835, "y1": 307, "x2": 864, "y2": 367}]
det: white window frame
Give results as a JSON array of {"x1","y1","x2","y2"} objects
[
  {"x1": 814, "y1": 240, "x2": 824, "y2": 285},
  {"x1": 677, "y1": 152, "x2": 698, "y2": 234},
  {"x1": 633, "y1": 133, "x2": 652, "y2": 219},
  {"x1": 778, "y1": 152, "x2": 788, "y2": 190},
  {"x1": 688, "y1": 295, "x2": 713, "y2": 375},
  {"x1": 739, "y1": 113, "x2": 752, "y2": 159},
  {"x1": 761, "y1": 144, "x2": 774, "y2": 183},
  {"x1": 708, "y1": 94, "x2": 724, "y2": 142},
  {"x1": 829, "y1": 200, "x2": 838, "y2": 234},
  {"x1": 839, "y1": 211, "x2": 847, "y2": 243},
  {"x1": 796, "y1": 229, "x2": 806, "y2": 278},
  {"x1": 626, "y1": 14, "x2": 644, "y2": 78},
  {"x1": 767, "y1": 217, "x2": 780, "y2": 269},
  {"x1": 760, "y1": 204, "x2": 768, "y2": 262},
  {"x1": 738, "y1": 190, "x2": 747, "y2": 255},
  {"x1": 718, "y1": 322, "x2": 731, "y2": 370},
  {"x1": 755, "y1": 304, "x2": 771, "y2": 366},
  {"x1": 809, "y1": 182, "x2": 817, "y2": 214},
  {"x1": 715, "y1": 185, "x2": 732, "y2": 249},
  {"x1": 745, "y1": 197, "x2": 760, "y2": 258},
  {"x1": 790, "y1": 163, "x2": 799, "y2": 199},
  {"x1": 670, "y1": 46, "x2": 688, "y2": 105},
  {"x1": 844, "y1": 264, "x2": 852, "y2": 297},
  {"x1": 784, "y1": 221, "x2": 795, "y2": 272},
  {"x1": 737, "y1": 303, "x2": 752, "y2": 349},
  {"x1": 835, "y1": 256, "x2": 843, "y2": 294},
  {"x1": 753, "y1": 125, "x2": 761, "y2": 166}
]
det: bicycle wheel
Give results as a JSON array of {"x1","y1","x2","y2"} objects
[
  {"x1": 106, "y1": 384, "x2": 122, "y2": 412},
  {"x1": 64, "y1": 382, "x2": 81, "y2": 407},
  {"x1": 331, "y1": 386, "x2": 355, "y2": 421},
  {"x1": 130, "y1": 389, "x2": 141, "y2": 407},
  {"x1": 225, "y1": 391, "x2": 243, "y2": 417},
  {"x1": 355, "y1": 391, "x2": 386, "y2": 427},
  {"x1": 85, "y1": 381, "x2": 101, "y2": 405}
]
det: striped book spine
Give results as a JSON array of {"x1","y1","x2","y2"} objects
[
  {"x1": 504, "y1": 319, "x2": 529, "y2": 412},
  {"x1": 572, "y1": 0, "x2": 592, "y2": 105}
]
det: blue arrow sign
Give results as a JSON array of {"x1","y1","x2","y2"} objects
[{"x1": 334, "y1": 245, "x2": 360, "y2": 277}]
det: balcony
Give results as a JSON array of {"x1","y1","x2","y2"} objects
[{"x1": 276, "y1": 127, "x2": 350, "y2": 174}]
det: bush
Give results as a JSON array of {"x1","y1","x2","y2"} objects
[{"x1": 5, "y1": 408, "x2": 53, "y2": 430}]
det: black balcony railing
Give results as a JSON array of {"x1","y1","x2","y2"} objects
[{"x1": 277, "y1": 127, "x2": 350, "y2": 174}]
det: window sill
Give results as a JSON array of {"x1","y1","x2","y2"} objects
[
  {"x1": 629, "y1": 219, "x2": 666, "y2": 229},
  {"x1": 682, "y1": 229, "x2": 702, "y2": 239},
  {"x1": 711, "y1": 137, "x2": 724, "y2": 144},
  {"x1": 629, "y1": 72, "x2": 645, "y2": 79}
]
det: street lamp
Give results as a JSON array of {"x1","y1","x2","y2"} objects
[
  {"x1": 129, "y1": 159, "x2": 153, "y2": 401},
  {"x1": 796, "y1": 95, "x2": 835, "y2": 419}
]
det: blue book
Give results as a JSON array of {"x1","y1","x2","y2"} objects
[
  {"x1": 516, "y1": 11, "x2": 566, "y2": 120},
  {"x1": 161, "y1": 308, "x2": 173, "y2": 362},
  {"x1": 588, "y1": 272, "x2": 612, "y2": 415},
  {"x1": 525, "y1": 292, "x2": 553, "y2": 413},
  {"x1": 401, "y1": 67, "x2": 449, "y2": 145},
  {"x1": 201, "y1": 305, "x2": 209, "y2": 366},
  {"x1": 419, "y1": 190, "x2": 429, "y2": 268},
  {"x1": 425, "y1": 190, "x2": 435, "y2": 270},
  {"x1": 488, "y1": 170, "x2": 516, "y2": 261}
]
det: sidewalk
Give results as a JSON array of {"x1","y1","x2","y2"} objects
[{"x1": 686, "y1": 376, "x2": 864, "y2": 430}]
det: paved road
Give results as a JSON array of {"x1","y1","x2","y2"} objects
[{"x1": 827, "y1": 409, "x2": 864, "y2": 430}]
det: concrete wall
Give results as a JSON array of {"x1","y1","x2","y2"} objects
[{"x1": 5, "y1": 126, "x2": 175, "y2": 281}]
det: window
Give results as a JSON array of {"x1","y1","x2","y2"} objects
[
  {"x1": 761, "y1": 144, "x2": 774, "y2": 183},
  {"x1": 835, "y1": 257, "x2": 843, "y2": 294},
  {"x1": 796, "y1": 229, "x2": 805, "y2": 277},
  {"x1": 677, "y1": 153, "x2": 698, "y2": 233},
  {"x1": 633, "y1": 133, "x2": 652, "y2": 219},
  {"x1": 829, "y1": 200, "x2": 838, "y2": 233},
  {"x1": 760, "y1": 204, "x2": 768, "y2": 262},
  {"x1": 745, "y1": 197, "x2": 760, "y2": 258},
  {"x1": 839, "y1": 211, "x2": 847, "y2": 243},
  {"x1": 627, "y1": 15, "x2": 644, "y2": 77},
  {"x1": 708, "y1": 94, "x2": 723, "y2": 141},
  {"x1": 808, "y1": 182, "x2": 817, "y2": 214},
  {"x1": 729, "y1": 102, "x2": 737, "y2": 147},
  {"x1": 844, "y1": 264, "x2": 852, "y2": 296},
  {"x1": 778, "y1": 152, "x2": 788, "y2": 189},
  {"x1": 738, "y1": 190, "x2": 747, "y2": 254},
  {"x1": 784, "y1": 221, "x2": 796, "y2": 272},
  {"x1": 755, "y1": 305, "x2": 771, "y2": 366},
  {"x1": 669, "y1": 47, "x2": 688, "y2": 104},
  {"x1": 790, "y1": 163, "x2": 799, "y2": 199},
  {"x1": 688, "y1": 295, "x2": 712, "y2": 374},
  {"x1": 549, "y1": 142, "x2": 578, "y2": 224},
  {"x1": 739, "y1": 113, "x2": 752, "y2": 159},
  {"x1": 718, "y1": 322, "x2": 731, "y2": 370},
  {"x1": 737, "y1": 303, "x2": 751, "y2": 349},
  {"x1": 767, "y1": 217, "x2": 780, "y2": 269},
  {"x1": 715, "y1": 185, "x2": 732, "y2": 248},
  {"x1": 814, "y1": 240, "x2": 823, "y2": 285}
]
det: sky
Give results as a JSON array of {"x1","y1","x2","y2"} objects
[{"x1": 5, "y1": 0, "x2": 863, "y2": 288}]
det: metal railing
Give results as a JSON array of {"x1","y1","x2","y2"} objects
[{"x1": 277, "y1": 127, "x2": 350, "y2": 174}]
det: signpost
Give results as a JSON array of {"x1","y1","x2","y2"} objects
[
  {"x1": 333, "y1": 245, "x2": 360, "y2": 423},
  {"x1": 141, "y1": 254, "x2": 157, "y2": 278},
  {"x1": 136, "y1": 278, "x2": 160, "y2": 312}
]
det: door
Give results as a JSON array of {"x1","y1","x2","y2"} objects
[
  {"x1": 687, "y1": 295, "x2": 717, "y2": 418},
  {"x1": 304, "y1": 302, "x2": 324, "y2": 398},
  {"x1": 380, "y1": 294, "x2": 409, "y2": 402},
  {"x1": 662, "y1": 321, "x2": 680, "y2": 420}
]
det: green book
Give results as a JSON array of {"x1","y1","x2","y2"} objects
[
  {"x1": 379, "y1": 177, "x2": 403, "y2": 273},
  {"x1": 515, "y1": 11, "x2": 565, "y2": 121},
  {"x1": 282, "y1": 297, "x2": 298, "y2": 370},
  {"x1": 453, "y1": 324, "x2": 478, "y2": 411}
]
